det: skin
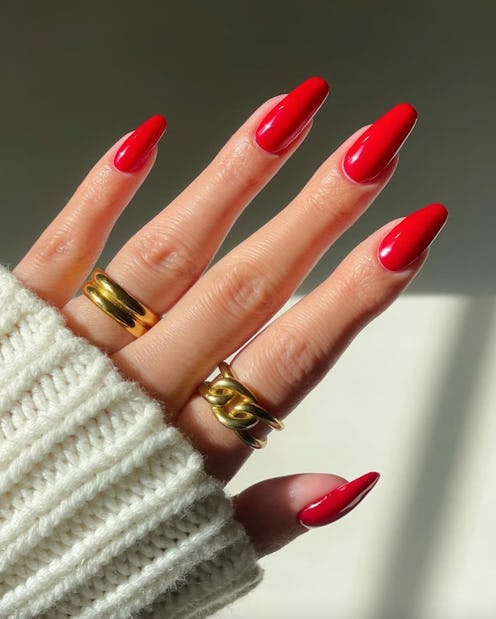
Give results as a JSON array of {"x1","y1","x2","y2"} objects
[{"x1": 12, "y1": 95, "x2": 426, "y2": 559}]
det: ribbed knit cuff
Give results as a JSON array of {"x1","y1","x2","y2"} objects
[{"x1": 0, "y1": 265, "x2": 262, "y2": 618}]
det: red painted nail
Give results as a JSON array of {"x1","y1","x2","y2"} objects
[
  {"x1": 343, "y1": 103, "x2": 417, "y2": 183},
  {"x1": 378, "y1": 203, "x2": 448, "y2": 271},
  {"x1": 298, "y1": 472, "x2": 380, "y2": 528},
  {"x1": 255, "y1": 76, "x2": 330, "y2": 154},
  {"x1": 114, "y1": 114, "x2": 167, "y2": 173}
]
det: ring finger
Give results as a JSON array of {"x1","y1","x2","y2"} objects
[{"x1": 112, "y1": 102, "x2": 417, "y2": 413}]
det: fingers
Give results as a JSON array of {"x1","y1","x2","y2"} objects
[
  {"x1": 13, "y1": 115, "x2": 166, "y2": 307},
  {"x1": 63, "y1": 77, "x2": 330, "y2": 350},
  {"x1": 177, "y1": 204, "x2": 447, "y2": 480},
  {"x1": 114, "y1": 103, "x2": 417, "y2": 413},
  {"x1": 233, "y1": 472, "x2": 379, "y2": 558}
]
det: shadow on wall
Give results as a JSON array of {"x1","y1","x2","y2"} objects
[{"x1": 371, "y1": 296, "x2": 496, "y2": 619}]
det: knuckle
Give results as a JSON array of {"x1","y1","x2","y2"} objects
[
  {"x1": 268, "y1": 325, "x2": 325, "y2": 397},
  {"x1": 214, "y1": 137, "x2": 262, "y2": 195},
  {"x1": 337, "y1": 254, "x2": 387, "y2": 323},
  {"x1": 301, "y1": 168, "x2": 358, "y2": 228},
  {"x1": 302, "y1": 168, "x2": 342, "y2": 214},
  {"x1": 36, "y1": 225, "x2": 79, "y2": 263},
  {"x1": 212, "y1": 260, "x2": 279, "y2": 321},
  {"x1": 132, "y1": 228, "x2": 199, "y2": 282},
  {"x1": 77, "y1": 165, "x2": 113, "y2": 208}
]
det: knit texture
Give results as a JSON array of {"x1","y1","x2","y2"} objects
[{"x1": 0, "y1": 265, "x2": 262, "y2": 618}]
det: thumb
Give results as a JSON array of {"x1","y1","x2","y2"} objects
[{"x1": 233, "y1": 472, "x2": 380, "y2": 558}]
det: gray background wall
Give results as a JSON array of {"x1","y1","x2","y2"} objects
[
  {"x1": 2, "y1": 3, "x2": 496, "y2": 618},
  {"x1": 0, "y1": 1, "x2": 493, "y2": 293}
]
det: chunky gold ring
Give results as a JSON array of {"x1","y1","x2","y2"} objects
[
  {"x1": 199, "y1": 362, "x2": 283, "y2": 449},
  {"x1": 82, "y1": 268, "x2": 161, "y2": 338}
]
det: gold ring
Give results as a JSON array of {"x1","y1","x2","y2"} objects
[
  {"x1": 82, "y1": 268, "x2": 161, "y2": 338},
  {"x1": 199, "y1": 362, "x2": 283, "y2": 449}
]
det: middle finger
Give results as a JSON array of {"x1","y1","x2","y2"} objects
[{"x1": 112, "y1": 103, "x2": 417, "y2": 413}]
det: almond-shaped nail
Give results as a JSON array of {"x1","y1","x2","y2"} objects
[
  {"x1": 378, "y1": 203, "x2": 448, "y2": 271},
  {"x1": 343, "y1": 103, "x2": 417, "y2": 183},
  {"x1": 114, "y1": 114, "x2": 167, "y2": 173},
  {"x1": 298, "y1": 472, "x2": 380, "y2": 528},
  {"x1": 255, "y1": 76, "x2": 330, "y2": 154}
]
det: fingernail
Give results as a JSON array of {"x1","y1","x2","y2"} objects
[
  {"x1": 114, "y1": 114, "x2": 167, "y2": 173},
  {"x1": 297, "y1": 472, "x2": 380, "y2": 528},
  {"x1": 255, "y1": 76, "x2": 330, "y2": 154},
  {"x1": 343, "y1": 103, "x2": 417, "y2": 183},
  {"x1": 378, "y1": 203, "x2": 448, "y2": 271}
]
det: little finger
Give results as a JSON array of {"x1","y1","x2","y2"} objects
[{"x1": 113, "y1": 104, "x2": 418, "y2": 412}]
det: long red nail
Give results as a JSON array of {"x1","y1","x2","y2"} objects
[
  {"x1": 298, "y1": 472, "x2": 380, "y2": 528},
  {"x1": 255, "y1": 76, "x2": 330, "y2": 154},
  {"x1": 114, "y1": 114, "x2": 167, "y2": 173},
  {"x1": 378, "y1": 203, "x2": 448, "y2": 271},
  {"x1": 343, "y1": 103, "x2": 417, "y2": 183}
]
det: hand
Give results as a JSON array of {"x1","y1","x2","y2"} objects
[{"x1": 12, "y1": 77, "x2": 446, "y2": 558}]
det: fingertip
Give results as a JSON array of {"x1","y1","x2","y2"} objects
[
  {"x1": 254, "y1": 76, "x2": 330, "y2": 155},
  {"x1": 377, "y1": 203, "x2": 448, "y2": 272},
  {"x1": 297, "y1": 471, "x2": 380, "y2": 529},
  {"x1": 113, "y1": 114, "x2": 167, "y2": 173},
  {"x1": 233, "y1": 473, "x2": 349, "y2": 557},
  {"x1": 342, "y1": 102, "x2": 417, "y2": 184}
]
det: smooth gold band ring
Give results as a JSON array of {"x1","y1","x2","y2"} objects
[
  {"x1": 199, "y1": 362, "x2": 283, "y2": 449},
  {"x1": 82, "y1": 268, "x2": 161, "y2": 338}
]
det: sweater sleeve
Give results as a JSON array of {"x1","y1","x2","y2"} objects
[{"x1": 0, "y1": 265, "x2": 262, "y2": 618}]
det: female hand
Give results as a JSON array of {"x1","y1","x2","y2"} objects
[{"x1": 12, "y1": 76, "x2": 446, "y2": 559}]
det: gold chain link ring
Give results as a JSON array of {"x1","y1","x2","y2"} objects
[
  {"x1": 199, "y1": 362, "x2": 283, "y2": 449},
  {"x1": 82, "y1": 269, "x2": 161, "y2": 338}
]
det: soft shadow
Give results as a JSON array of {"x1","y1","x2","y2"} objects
[{"x1": 371, "y1": 296, "x2": 496, "y2": 619}]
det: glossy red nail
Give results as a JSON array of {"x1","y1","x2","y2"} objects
[
  {"x1": 255, "y1": 76, "x2": 330, "y2": 154},
  {"x1": 298, "y1": 472, "x2": 380, "y2": 528},
  {"x1": 343, "y1": 103, "x2": 417, "y2": 183},
  {"x1": 378, "y1": 203, "x2": 448, "y2": 271},
  {"x1": 114, "y1": 114, "x2": 167, "y2": 173}
]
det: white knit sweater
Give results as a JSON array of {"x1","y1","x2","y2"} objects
[{"x1": 0, "y1": 265, "x2": 261, "y2": 618}]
